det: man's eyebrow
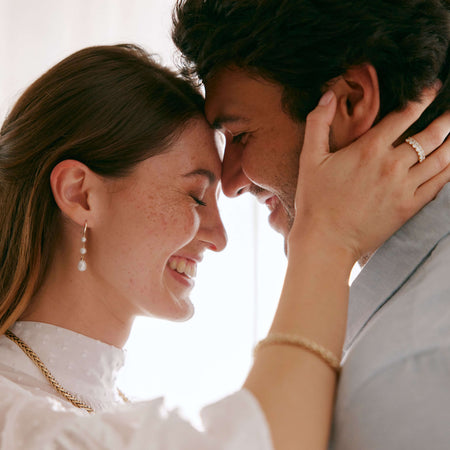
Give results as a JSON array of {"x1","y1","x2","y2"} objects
[
  {"x1": 183, "y1": 168, "x2": 217, "y2": 184},
  {"x1": 211, "y1": 115, "x2": 250, "y2": 129}
]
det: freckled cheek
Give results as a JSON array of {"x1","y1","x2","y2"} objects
[
  {"x1": 113, "y1": 192, "x2": 201, "y2": 272},
  {"x1": 152, "y1": 205, "x2": 201, "y2": 250},
  {"x1": 178, "y1": 209, "x2": 201, "y2": 243}
]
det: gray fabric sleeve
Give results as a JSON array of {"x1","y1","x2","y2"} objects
[{"x1": 333, "y1": 347, "x2": 450, "y2": 450}]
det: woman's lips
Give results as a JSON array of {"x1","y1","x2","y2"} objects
[
  {"x1": 168, "y1": 256, "x2": 198, "y2": 279},
  {"x1": 167, "y1": 256, "x2": 197, "y2": 288}
]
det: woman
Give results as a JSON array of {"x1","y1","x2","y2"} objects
[{"x1": 0, "y1": 44, "x2": 448, "y2": 449}]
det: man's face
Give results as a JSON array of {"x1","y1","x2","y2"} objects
[{"x1": 205, "y1": 68, "x2": 305, "y2": 239}]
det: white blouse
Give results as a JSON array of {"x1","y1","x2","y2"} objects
[{"x1": 0, "y1": 322, "x2": 273, "y2": 449}]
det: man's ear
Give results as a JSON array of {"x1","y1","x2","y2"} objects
[
  {"x1": 50, "y1": 160, "x2": 101, "y2": 227},
  {"x1": 329, "y1": 64, "x2": 380, "y2": 148}
]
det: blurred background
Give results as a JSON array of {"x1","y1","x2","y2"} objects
[{"x1": 0, "y1": 0, "x2": 288, "y2": 415}]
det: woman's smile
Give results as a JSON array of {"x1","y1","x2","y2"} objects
[
  {"x1": 169, "y1": 256, "x2": 198, "y2": 277},
  {"x1": 168, "y1": 255, "x2": 198, "y2": 287}
]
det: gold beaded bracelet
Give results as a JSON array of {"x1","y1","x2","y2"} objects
[{"x1": 254, "y1": 333, "x2": 341, "y2": 373}]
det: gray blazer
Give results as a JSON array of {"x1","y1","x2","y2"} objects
[{"x1": 330, "y1": 183, "x2": 450, "y2": 450}]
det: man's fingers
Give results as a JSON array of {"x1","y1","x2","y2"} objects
[
  {"x1": 363, "y1": 84, "x2": 441, "y2": 146},
  {"x1": 301, "y1": 91, "x2": 337, "y2": 162}
]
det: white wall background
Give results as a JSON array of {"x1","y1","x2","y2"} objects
[{"x1": 0, "y1": 0, "x2": 288, "y2": 414}]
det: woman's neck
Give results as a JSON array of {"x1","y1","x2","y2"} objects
[{"x1": 20, "y1": 251, "x2": 133, "y2": 348}]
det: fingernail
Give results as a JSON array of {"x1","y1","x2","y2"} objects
[{"x1": 319, "y1": 90, "x2": 334, "y2": 106}]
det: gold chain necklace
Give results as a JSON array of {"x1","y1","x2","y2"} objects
[{"x1": 5, "y1": 329, "x2": 129, "y2": 413}]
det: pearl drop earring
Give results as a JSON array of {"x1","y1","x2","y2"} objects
[{"x1": 77, "y1": 221, "x2": 88, "y2": 272}]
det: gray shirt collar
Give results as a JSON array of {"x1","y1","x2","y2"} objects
[{"x1": 344, "y1": 183, "x2": 450, "y2": 354}]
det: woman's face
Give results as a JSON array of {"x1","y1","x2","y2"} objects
[{"x1": 91, "y1": 119, "x2": 227, "y2": 321}]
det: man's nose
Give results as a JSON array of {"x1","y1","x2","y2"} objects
[{"x1": 221, "y1": 144, "x2": 251, "y2": 197}]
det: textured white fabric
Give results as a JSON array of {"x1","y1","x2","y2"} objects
[{"x1": 0, "y1": 322, "x2": 273, "y2": 450}]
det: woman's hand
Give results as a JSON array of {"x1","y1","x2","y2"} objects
[
  {"x1": 291, "y1": 87, "x2": 450, "y2": 262},
  {"x1": 246, "y1": 87, "x2": 449, "y2": 450}
]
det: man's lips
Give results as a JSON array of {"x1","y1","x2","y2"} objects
[
  {"x1": 253, "y1": 191, "x2": 287, "y2": 233},
  {"x1": 264, "y1": 195, "x2": 281, "y2": 212},
  {"x1": 255, "y1": 193, "x2": 281, "y2": 213}
]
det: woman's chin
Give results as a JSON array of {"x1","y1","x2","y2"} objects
[
  {"x1": 171, "y1": 296, "x2": 195, "y2": 322},
  {"x1": 145, "y1": 295, "x2": 195, "y2": 322}
]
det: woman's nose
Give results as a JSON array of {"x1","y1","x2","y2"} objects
[
  {"x1": 197, "y1": 203, "x2": 228, "y2": 252},
  {"x1": 221, "y1": 143, "x2": 251, "y2": 198}
]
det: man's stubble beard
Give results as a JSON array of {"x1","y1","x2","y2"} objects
[
  {"x1": 281, "y1": 127, "x2": 338, "y2": 251},
  {"x1": 286, "y1": 125, "x2": 338, "y2": 229}
]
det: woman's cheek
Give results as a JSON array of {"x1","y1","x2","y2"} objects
[
  {"x1": 174, "y1": 205, "x2": 202, "y2": 248},
  {"x1": 188, "y1": 208, "x2": 201, "y2": 239}
]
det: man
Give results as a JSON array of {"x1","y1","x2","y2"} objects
[{"x1": 173, "y1": 0, "x2": 450, "y2": 448}]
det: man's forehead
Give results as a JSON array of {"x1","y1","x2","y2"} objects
[
  {"x1": 204, "y1": 72, "x2": 249, "y2": 121},
  {"x1": 204, "y1": 68, "x2": 281, "y2": 126},
  {"x1": 204, "y1": 87, "x2": 251, "y2": 128}
]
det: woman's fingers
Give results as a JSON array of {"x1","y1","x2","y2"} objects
[
  {"x1": 410, "y1": 137, "x2": 450, "y2": 186},
  {"x1": 396, "y1": 111, "x2": 450, "y2": 167},
  {"x1": 413, "y1": 162, "x2": 450, "y2": 210},
  {"x1": 293, "y1": 82, "x2": 448, "y2": 260},
  {"x1": 362, "y1": 84, "x2": 441, "y2": 147},
  {"x1": 301, "y1": 91, "x2": 337, "y2": 162}
]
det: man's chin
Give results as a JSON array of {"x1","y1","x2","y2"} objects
[
  {"x1": 267, "y1": 203, "x2": 295, "y2": 256},
  {"x1": 268, "y1": 208, "x2": 291, "y2": 241}
]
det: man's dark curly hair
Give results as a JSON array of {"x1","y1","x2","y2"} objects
[{"x1": 173, "y1": 0, "x2": 449, "y2": 134}]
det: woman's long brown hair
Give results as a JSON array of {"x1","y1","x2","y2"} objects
[{"x1": 0, "y1": 44, "x2": 204, "y2": 333}]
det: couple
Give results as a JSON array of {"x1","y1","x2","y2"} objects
[{"x1": 0, "y1": 1, "x2": 448, "y2": 449}]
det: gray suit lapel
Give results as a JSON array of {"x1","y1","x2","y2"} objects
[{"x1": 344, "y1": 183, "x2": 450, "y2": 356}]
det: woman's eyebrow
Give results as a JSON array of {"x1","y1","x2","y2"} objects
[{"x1": 183, "y1": 168, "x2": 217, "y2": 185}]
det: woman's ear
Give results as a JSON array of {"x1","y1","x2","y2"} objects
[
  {"x1": 50, "y1": 160, "x2": 100, "y2": 227},
  {"x1": 329, "y1": 64, "x2": 380, "y2": 148}
]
